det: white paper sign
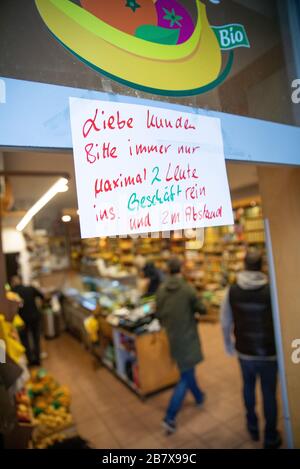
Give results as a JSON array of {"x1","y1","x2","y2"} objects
[{"x1": 69, "y1": 98, "x2": 233, "y2": 238}]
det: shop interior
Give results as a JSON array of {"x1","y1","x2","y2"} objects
[{"x1": 0, "y1": 150, "x2": 286, "y2": 449}]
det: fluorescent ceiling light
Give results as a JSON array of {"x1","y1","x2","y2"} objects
[
  {"x1": 61, "y1": 215, "x2": 71, "y2": 223},
  {"x1": 16, "y1": 177, "x2": 68, "y2": 231}
]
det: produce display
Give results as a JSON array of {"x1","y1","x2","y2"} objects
[
  {"x1": 1, "y1": 291, "x2": 76, "y2": 449},
  {"x1": 84, "y1": 314, "x2": 100, "y2": 343},
  {"x1": 16, "y1": 389, "x2": 32, "y2": 424},
  {"x1": 0, "y1": 314, "x2": 25, "y2": 363},
  {"x1": 25, "y1": 369, "x2": 74, "y2": 448},
  {"x1": 4, "y1": 289, "x2": 23, "y2": 322},
  {"x1": 6, "y1": 290, "x2": 22, "y2": 303},
  {"x1": 34, "y1": 431, "x2": 69, "y2": 450}
]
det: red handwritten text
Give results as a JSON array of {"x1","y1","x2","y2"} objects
[
  {"x1": 129, "y1": 213, "x2": 151, "y2": 231},
  {"x1": 85, "y1": 142, "x2": 118, "y2": 163},
  {"x1": 94, "y1": 168, "x2": 147, "y2": 198},
  {"x1": 82, "y1": 108, "x2": 134, "y2": 138},
  {"x1": 129, "y1": 141, "x2": 172, "y2": 156},
  {"x1": 146, "y1": 110, "x2": 196, "y2": 130},
  {"x1": 95, "y1": 206, "x2": 116, "y2": 223},
  {"x1": 185, "y1": 205, "x2": 223, "y2": 222},
  {"x1": 165, "y1": 163, "x2": 199, "y2": 182},
  {"x1": 185, "y1": 183, "x2": 206, "y2": 200}
]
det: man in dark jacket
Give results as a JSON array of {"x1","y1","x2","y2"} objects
[
  {"x1": 156, "y1": 257, "x2": 206, "y2": 433},
  {"x1": 142, "y1": 261, "x2": 162, "y2": 297},
  {"x1": 10, "y1": 275, "x2": 44, "y2": 366},
  {"x1": 221, "y1": 249, "x2": 281, "y2": 449}
]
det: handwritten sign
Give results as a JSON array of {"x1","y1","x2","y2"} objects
[{"x1": 69, "y1": 98, "x2": 233, "y2": 238}]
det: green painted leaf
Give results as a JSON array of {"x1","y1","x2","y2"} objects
[{"x1": 135, "y1": 25, "x2": 180, "y2": 45}]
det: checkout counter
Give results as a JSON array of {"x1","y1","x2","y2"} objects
[{"x1": 62, "y1": 275, "x2": 179, "y2": 397}]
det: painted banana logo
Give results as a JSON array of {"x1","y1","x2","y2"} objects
[{"x1": 35, "y1": 0, "x2": 234, "y2": 96}]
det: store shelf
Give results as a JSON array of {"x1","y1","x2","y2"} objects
[
  {"x1": 116, "y1": 372, "x2": 139, "y2": 393},
  {"x1": 67, "y1": 198, "x2": 266, "y2": 325},
  {"x1": 102, "y1": 358, "x2": 115, "y2": 370}
]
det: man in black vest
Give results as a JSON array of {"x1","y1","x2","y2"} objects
[{"x1": 221, "y1": 249, "x2": 281, "y2": 449}]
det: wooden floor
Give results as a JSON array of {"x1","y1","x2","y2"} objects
[{"x1": 43, "y1": 323, "x2": 285, "y2": 449}]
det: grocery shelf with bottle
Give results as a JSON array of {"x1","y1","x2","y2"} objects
[
  {"x1": 66, "y1": 197, "x2": 266, "y2": 324},
  {"x1": 185, "y1": 197, "x2": 267, "y2": 320},
  {"x1": 23, "y1": 230, "x2": 51, "y2": 279}
]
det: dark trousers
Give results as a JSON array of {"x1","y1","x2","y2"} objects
[
  {"x1": 19, "y1": 320, "x2": 41, "y2": 364},
  {"x1": 165, "y1": 367, "x2": 204, "y2": 422},
  {"x1": 239, "y1": 358, "x2": 278, "y2": 443}
]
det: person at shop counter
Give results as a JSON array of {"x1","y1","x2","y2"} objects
[
  {"x1": 10, "y1": 275, "x2": 44, "y2": 367},
  {"x1": 135, "y1": 256, "x2": 164, "y2": 298},
  {"x1": 156, "y1": 256, "x2": 206, "y2": 434},
  {"x1": 221, "y1": 249, "x2": 281, "y2": 449},
  {"x1": 142, "y1": 261, "x2": 163, "y2": 297}
]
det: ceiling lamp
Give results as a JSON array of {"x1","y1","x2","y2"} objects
[{"x1": 16, "y1": 177, "x2": 69, "y2": 231}]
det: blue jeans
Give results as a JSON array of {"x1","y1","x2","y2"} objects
[
  {"x1": 239, "y1": 359, "x2": 278, "y2": 443},
  {"x1": 165, "y1": 368, "x2": 204, "y2": 423}
]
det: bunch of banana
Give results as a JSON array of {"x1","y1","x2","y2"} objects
[
  {"x1": 52, "y1": 385, "x2": 71, "y2": 408},
  {"x1": 34, "y1": 409, "x2": 73, "y2": 440},
  {"x1": 6, "y1": 291, "x2": 22, "y2": 303},
  {"x1": 35, "y1": 432, "x2": 67, "y2": 449}
]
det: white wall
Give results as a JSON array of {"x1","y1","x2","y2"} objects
[{"x1": 2, "y1": 228, "x2": 31, "y2": 284}]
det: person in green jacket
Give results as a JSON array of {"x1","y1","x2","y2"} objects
[{"x1": 156, "y1": 256, "x2": 206, "y2": 433}]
